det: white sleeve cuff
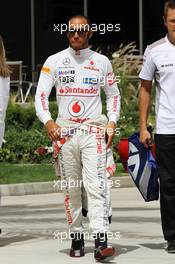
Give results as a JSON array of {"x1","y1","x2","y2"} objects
[
  {"x1": 139, "y1": 72, "x2": 153, "y2": 81},
  {"x1": 108, "y1": 113, "x2": 118, "y2": 123},
  {"x1": 38, "y1": 114, "x2": 53, "y2": 125}
]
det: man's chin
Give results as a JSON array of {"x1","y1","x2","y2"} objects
[
  {"x1": 170, "y1": 35, "x2": 175, "y2": 43},
  {"x1": 70, "y1": 44, "x2": 83, "y2": 50}
]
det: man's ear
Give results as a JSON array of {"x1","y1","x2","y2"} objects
[
  {"x1": 88, "y1": 31, "x2": 93, "y2": 40},
  {"x1": 163, "y1": 16, "x2": 167, "y2": 27}
]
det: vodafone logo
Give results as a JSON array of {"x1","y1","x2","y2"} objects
[
  {"x1": 68, "y1": 100, "x2": 85, "y2": 117},
  {"x1": 84, "y1": 60, "x2": 99, "y2": 71},
  {"x1": 89, "y1": 59, "x2": 95, "y2": 66}
]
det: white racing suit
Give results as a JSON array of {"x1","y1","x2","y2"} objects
[
  {"x1": 53, "y1": 117, "x2": 116, "y2": 232},
  {"x1": 81, "y1": 147, "x2": 116, "y2": 222},
  {"x1": 35, "y1": 46, "x2": 120, "y2": 234}
]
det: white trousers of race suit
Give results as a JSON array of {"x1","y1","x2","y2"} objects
[{"x1": 56, "y1": 115, "x2": 115, "y2": 234}]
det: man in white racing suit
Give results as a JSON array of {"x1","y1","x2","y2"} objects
[{"x1": 35, "y1": 15, "x2": 120, "y2": 261}]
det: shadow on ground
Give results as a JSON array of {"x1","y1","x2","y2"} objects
[
  {"x1": 59, "y1": 242, "x2": 139, "y2": 258},
  {"x1": 140, "y1": 242, "x2": 166, "y2": 250},
  {"x1": 0, "y1": 235, "x2": 38, "y2": 247}
]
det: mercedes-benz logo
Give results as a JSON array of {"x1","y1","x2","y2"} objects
[{"x1": 63, "y1": 58, "x2": 71, "y2": 65}]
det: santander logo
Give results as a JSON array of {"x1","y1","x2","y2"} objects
[{"x1": 68, "y1": 100, "x2": 85, "y2": 117}]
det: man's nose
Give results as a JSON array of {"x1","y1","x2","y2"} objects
[{"x1": 74, "y1": 32, "x2": 79, "y2": 38}]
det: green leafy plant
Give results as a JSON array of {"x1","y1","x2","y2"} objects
[
  {"x1": 1, "y1": 102, "x2": 58, "y2": 163},
  {"x1": 111, "y1": 42, "x2": 156, "y2": 139}
]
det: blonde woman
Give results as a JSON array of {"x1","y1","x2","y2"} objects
[{"x1": 0, "y1": 35, "x2": 10, "y2": 147}]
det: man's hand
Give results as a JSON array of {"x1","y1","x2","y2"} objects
[
  {"x1": 105, "y1": 121, "x2": 116, "y2": 149},
  {"x1": 139, "y1": 128, "x2": 152, "y2": 148},
  {"x1": 44, "y1": 120, "x2": 61, "y2": 141},
  {"x1": 139, "y1": 80, "x2": 152, "y2": 148}
]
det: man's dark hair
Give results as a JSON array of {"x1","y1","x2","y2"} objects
[
  {"x1": 68, "y1": 15, "x2": 91, "y2": 26},
  {"x1": 164, "y1": 0, "x2": 175, "y2": 18}
]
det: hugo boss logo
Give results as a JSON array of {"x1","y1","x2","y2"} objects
[{"x1": 161, "y1": 63, "x2": 173, "y2": 68}]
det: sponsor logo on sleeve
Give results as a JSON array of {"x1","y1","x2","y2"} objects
[
  {"x1": 107, "y1": 72, "x2": 116, "y2": 86},
  {"x1": 41, "y1": 67, "x2": 51, "y2": 74},
  {"x1": 40, "y1": 91, "x2": 48, "y2": 111}
]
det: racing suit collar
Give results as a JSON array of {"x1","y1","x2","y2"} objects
[
  {"x1": 165, "y1": 34, "x2": 175, "y2": 47},
  {"x1": 68, "y1": 46, "x2": 91, "y2": 58}
]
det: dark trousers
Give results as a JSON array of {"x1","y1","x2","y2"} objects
[{"x1": 155, "y1": 134, "x2": 175, "y2": 241}]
